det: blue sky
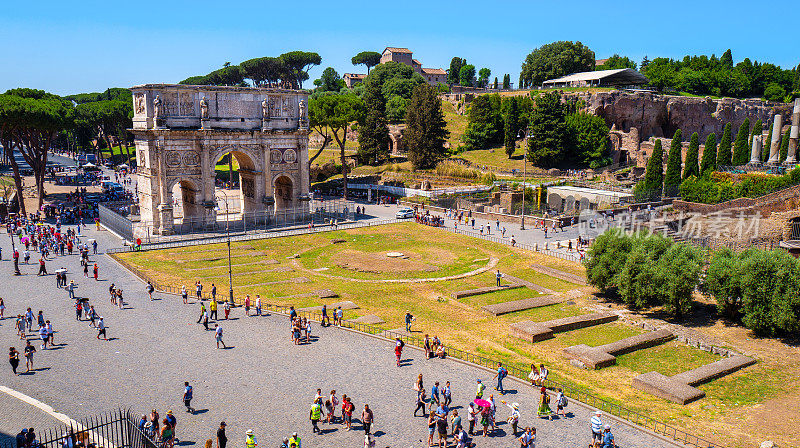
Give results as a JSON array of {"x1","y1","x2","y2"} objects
[{"x1": 1, "y1": 0, "x2": 797, "y2": 96}]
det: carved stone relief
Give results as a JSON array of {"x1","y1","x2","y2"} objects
[
  {"x1": 242, "y1": 178, "x2": 255, "y2": 198},
  {"x1": 183, "y1": 151, "x2": 201, "y2": 166},
  {"x1": 165, "y1": 151, "x2": 183, "y2": 167}
]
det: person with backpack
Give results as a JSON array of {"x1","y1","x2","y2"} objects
[
  {"x1": 394, "y1": 338, "x2": 404, "y2": 367},
  {"x1": 493, "y1": 362, "x2": 508, "y2": 395},
  {"x1": 555, "y1": 388, "x2": 567, "y2": 416},
  {"x1": 146, "y1": 282, "x2": 155, "y2": 301},
  {"x1": 536, "y1": 387, "x2": 553, "y2": 420}
]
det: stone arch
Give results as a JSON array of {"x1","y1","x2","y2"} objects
[
  {"x1": 273, "y1": 175, "x2": 295, "y2": 211},
  {"x1": 210, "y1": 145, "x2": 263, "y2": 217},
  {"x1": 167, "y1": 177, "x2": 203, "y2": 224},
  {"x1": 564, "y1": 195, "x2": 576, "y2": 213}
]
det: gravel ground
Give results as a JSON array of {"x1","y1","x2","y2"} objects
[{"x1": 0, "y1": 226, "x2": 679, "y2": 448}]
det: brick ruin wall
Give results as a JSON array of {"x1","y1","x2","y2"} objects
[{"x1": 563, "y1": 91, "x2": 794, "y2": 168}]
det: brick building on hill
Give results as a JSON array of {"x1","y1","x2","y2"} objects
[{"x1": 345, "y1": 47, "x2": 447, "y2": 88}]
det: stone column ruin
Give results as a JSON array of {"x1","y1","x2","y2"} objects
[
  {"x1": 768, "y1": 114, "x2": 783, "y2": 164},
  {"x1": 786, "y1": 98, "x2": 800, "y2": 164},
  {"x1": 750, "y1": 135, "x2": 762, "y2": 164}
]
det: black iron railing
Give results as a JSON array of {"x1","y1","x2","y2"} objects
[{"x1": 108, "y1": 250, "x2": 724, "y2": 448}]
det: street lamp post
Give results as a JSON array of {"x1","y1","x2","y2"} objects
[
  {"x1": 520, "y1": 130, "x2": 529, "y2": 230},
  {"x1": 216, "y1": 190, "x2": 235, "y2": 306}
]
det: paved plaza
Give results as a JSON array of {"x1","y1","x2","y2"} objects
[{"x1": 0, "y1": 224, "x2": 678, "y2": 448}]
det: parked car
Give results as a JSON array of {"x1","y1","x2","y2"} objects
[{"x1": 396, "y1": 208, "x2": 415, "y2": 219}]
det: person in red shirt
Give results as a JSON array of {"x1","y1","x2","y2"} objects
[
  {"x1": 394, "y1": 338, "x2": 404, "y2": 367},
  {"x1": 93, "y1": 264, "x2": 99, "y2": 280}
]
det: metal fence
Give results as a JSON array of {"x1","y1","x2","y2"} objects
[
  {"x1": 98, "y1": 202, "x2": 135, "y2": 241},
  {"x1": 440, "y1": 226, "x2": 584, "y2": 263},
  {"x1": 107, "y1": 250, "x2": 725, "y2": 448},
  {"x1": 100, "y1": 199, "x2": 356, "y2": 244},
  {"x1": 1, "y1": 409, "x2": 159, "y2": 448},
  {"x1": 107, "y1": 218, "x2": 401, "y2": 253},
  {"x1": 104, "y1": 219, "x2": 726, "y2": 448}
]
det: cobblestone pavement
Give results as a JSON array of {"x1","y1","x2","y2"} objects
[{"x1": 0, "y1": 227, "x2": 679, "y2": 448}]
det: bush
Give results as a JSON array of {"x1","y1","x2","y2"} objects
[
  {"x1": 585, "y1": 228, "x2": 635, "y2": 294},
  {"x1": 586, "y1": 230, "x2": 701, "y2": 318},
  {"x1": 679, "y1": 167, "x2": 800, "y2": 204},
  {"x1": 617, "y1": 233, "x2": 673, "y2": 308}
]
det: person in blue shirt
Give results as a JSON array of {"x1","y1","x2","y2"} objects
[
  {"x1": 183, "y1": 382, "x2": 194, "y2": 414},
  {"x1": 492, "y1": 362, "x2": 507, "y2": 395},
  {"x1": 602, "y1": 425, "x2": 616, "y2": 448},
  {"x1": 429, "y1": 382, "x2": 440, "y2": 412}
]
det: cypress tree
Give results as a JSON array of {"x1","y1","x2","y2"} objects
[
  {"x1": 640, "y1": 139, "x2": 664, "y2": 200},
  {"x1": 750, "y1": 119, "x2": 762, "y2": 148},
  {"x1": 780, "y1": 128, "x2": 791, "y2": 162},
  {"x1": 405, "y1": 84, "x2": 449, "y2": 170},
  {"x1": 700, "y1": 133, "x2": 717, "y2": 174},
  {"x1": 763, "y1": 122, "x2": 773, "y2": 162},
  {"x1": 503, "y1": 97, "x2": 519, "y2": 158},
  {"x1": 664, "y1": 129, "x2": 683, "y2": 197},
  {"x1": 357, "y1": 80, "x2": 390, "y2": 165},
  {"x1": 503, "y1": 74, "x2": 510, "y2": 90},
  {"x1": 732, "y1": 118, "x2": 750, "y2": 165},
  {"x1": 717, "y1": 123, "x2": 733, "y2": 166},
  {"x1": 683, "y1": 132, "x2": 700, "y2": 179}
]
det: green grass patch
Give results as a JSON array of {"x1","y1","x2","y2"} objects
[
  {"x1": 616, "y1": 341, "x2": 721, "y2": 376},
  {"x1": 457, "y1": 287, "x2": 540, "y2": 308},
  {"x1": 544, "y1": 322, "x2": 643, "y2": 349},
  {"x1": 506, "y1": 303, "x2": 584, "y2": 322}
]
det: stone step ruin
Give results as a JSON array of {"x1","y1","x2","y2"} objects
[
  {"x1": 510, "y1": 312, "x2": 618, "y2": 343},
  {"x1": 632, "y1": 355, "x2": 757, "y2": 404},
  {"x1": 562, "y1": 329, "x2": 675, "y2": 369}
]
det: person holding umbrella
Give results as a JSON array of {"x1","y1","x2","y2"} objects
[{"x1": 473, "y1": 398, "x2": 492, "y2": 437}]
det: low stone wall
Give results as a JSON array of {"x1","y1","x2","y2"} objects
[
  {"x1": 511, "y1": 312, "x2": 618, "y2": 343},
  {"x1": 450, "y1": 284, "x2": 523, "y2": 299},
  {"x1": 563, "y1": 329, "x2": 675, "y2": 369},
  {"x1": 633, "y1": 356, "x2": 756, "y2": 405}
]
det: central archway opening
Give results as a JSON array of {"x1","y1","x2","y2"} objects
[{"x1": 213, "y1": 150, "x2": 257, "y2": 223}]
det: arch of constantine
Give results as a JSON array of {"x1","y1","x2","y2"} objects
[{"x1": 130, "y1": 84, "x2": 310, "y2": 235}]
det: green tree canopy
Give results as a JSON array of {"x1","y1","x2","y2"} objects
[
  {"x1": 314, "y1": 67, "x2": 345, "y2": 92},
  {"x1": 279, "y1": 51, "x2": 322, "y2": 89},
  {"x1": 683, "y1": 132, "x2": 700, "y2": 179},
  {"x1": 519, "y1": 41, "x2": 595, "y2": 87},
  {"x1": 478, "y1": 68, "x2": 491, "y2": 87},
  {"x1": 463, "y1": 94, "x2": 502, "y2": 150},
  {"x1": 595, "y1": 54, "x2": 637, "y2": 71},
  {"x1": 357, "y1": 80, "x2": 390, "y2": 166},
  {"x1": 448, "y1": 57, "x2": 465, "y2": 85},
  {"x1": 503, "y1": 97, "x2": 519, "y2": 158},
  {"x1": 565, "y1": 112, "x2": 611, "y2": 168},
  {"x1": 404, "y1": 84, "x2": 449, "y2": 170},
  {"x1": 635, "y1": 139, "x2": 664, "y2": 201},
  {"x1": 700, "y1": 133, "x2": 717, "y2": 174},
  {"x1": 351, "y1": 51, "x2": 382, "y2": 74},
  {"x1": 526, "y1": 91, "x2": 568, "y2": 167},
  {"x1": 732, "y1": 118, "x2": 750, "y2": 165},
  {"x1": 308, "y1": 94, "x2": 365, "y2": 198},
  {"x1": 459, "y1": 64, "x2": 476, "y2": 87},
  {"x1": 664, "y1": 129, "x2": 683, "y2": 196}
]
